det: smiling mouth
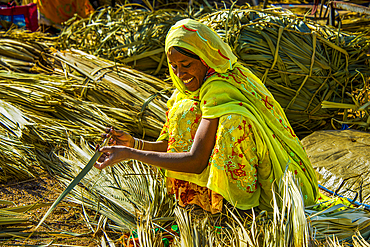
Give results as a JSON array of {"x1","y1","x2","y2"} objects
[{"x1": 182, "y1": 77, "x2": 194, "y2": 84}]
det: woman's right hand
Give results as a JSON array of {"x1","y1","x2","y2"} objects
[
  {"x1": 102, "y1": 127, "x2": 134, "y2": 148},
  {"x1": 95, "y1": 145, "x2": 129, "y2": 170}
]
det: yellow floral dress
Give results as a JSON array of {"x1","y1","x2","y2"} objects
[{"x1": 158, "y1": 98, "x2": 270, "y2": 214}]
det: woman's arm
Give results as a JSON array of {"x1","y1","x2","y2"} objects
[
  {"x1": 101, "y1": 127, "x2": 168, "y2": 152},
  {"x1": 95, "y1": 118, "x2": 219, "y2": 174},
  {"x1": 141, "y1": 140, "x2": 168, "y2": 152}
]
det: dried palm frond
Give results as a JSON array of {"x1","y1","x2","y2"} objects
[
  {"x1": 36, "y1": 136, "x2": 110, "y2": 229},
  {"x1": 0, "y1": 200, "x2": 65, "y2": 241},
  {"x1": 52, "y1": 137, "x2": 175, "y2": 232},
  {"x1": 307, "y1": 204, "x2": 370, "y2": 243},
  {"x1": 135, "y1": 213, "x2": 165, "y2": 247},
  {"x1": 49, "y1": 49, "x2": 173, "y2": 139},
  {"x1": 341, "y1": 16, "x2": 370, "y2": 34},
  {"x1": 0, "y1": 49, "x2": 172, "y2": 142},
  {"x1": 321, "y1": 85, "x2": 370, "y2": 130},
  {"x1": 0, "y1": 72, "x2": 117, "y2": 146},
  {"x1": 0, "y1": 99, "x2": 43, "y2": 182},
  {"x1": 352, "y1": 231, "x2": 370, "y2": 247}
]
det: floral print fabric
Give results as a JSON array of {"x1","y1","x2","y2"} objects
[{"x1": 158, "y1": 98, "x2": 268, "y2": 213}]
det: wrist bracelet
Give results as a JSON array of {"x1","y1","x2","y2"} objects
[
  {"x1": 141, "y1": 140, "x2": 145, "y2": 150},
  {"x1": 133, "y1": 137, "x2": 138, "y2": 149}
]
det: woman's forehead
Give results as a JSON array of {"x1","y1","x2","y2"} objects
[
  {"x1": 168, "y1": 46, "x2": 200, "y2": 62},
  {"x1": 167, "y1": 49, "x2": 192, "y2": 62}
]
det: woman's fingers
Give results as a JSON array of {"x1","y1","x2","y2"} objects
[
  {"x1": 101, "y1": 132, "x2": 113, "y2": 139},
  {"x1": 100, "y1": 127, "x2": 132, "y2": 147},
  {"x1": 95, "y1": 146, "x2": 112, "y2": 169},
  {"x1": 101, "y1": 127, "x2": 118, "y2": 144},
  {"x1": 109, "y1": 137, "x2": 116, "y2": 145},
  {"x1": 102, "y1": 127, "x2": 116, "y2": 138},
  {"x1": 94, "y1": 145, "x2": 128, "y2": 170},
  {"x1": 94, "y1": 160, "x2": 110, "y2": 170},
  {"x1": 98, "y1": 146, "x2": 111, "y2": 153},
  {"x1": 105, "y1": 126, "x2": 115, "y2": 133},
  {"x1": 97, "y1": 152, "x2": 107, "y2": 163},
  {"x1": 95, "y1": 157, "x2": 112, "y2": 169}
]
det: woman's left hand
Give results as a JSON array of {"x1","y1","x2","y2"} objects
[{"x1": 94, "y1": 146, "x2": 128, "y2": 170}]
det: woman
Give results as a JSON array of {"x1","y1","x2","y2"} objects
[{"x1": 95, "y1": 19, "x2": 318, "y2": 214}]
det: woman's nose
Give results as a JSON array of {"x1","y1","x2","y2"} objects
[{"x1": 176, "y1": 67, "x2": 185, "y2": 78}]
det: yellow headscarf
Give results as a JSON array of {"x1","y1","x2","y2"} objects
[{"x1": 165, "y1": 19, "x2": 318, "y2": 208}]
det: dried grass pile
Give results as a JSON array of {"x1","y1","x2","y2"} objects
[
  {"x1": 58, "y1": 6, "x2": 370, "y2": 137},
  {"x1": 0, "y1": 31, "x2": 172, "y2": 183},
  {"x1": 57, "y1": 7, "x2": 190, "y2": 76},
  {"x1": 0, "y1": 4, "x2": 370, "y2": 246}
]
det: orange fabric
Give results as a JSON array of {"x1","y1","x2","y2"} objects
[
  {"x1": 36, "y1": 0, "x2": 94, "y2": 25},
  {"x1": 167, "y1": 177, "x2": 224, "y2": 214}
]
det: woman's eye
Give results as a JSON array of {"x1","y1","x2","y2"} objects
[{"x1": 183, "y1": 63, "x2": 191, "y2": 68}]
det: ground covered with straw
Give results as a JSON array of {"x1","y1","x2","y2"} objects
[{"x1": 0, "y1": 176, "x2": 99, "y2": 246}]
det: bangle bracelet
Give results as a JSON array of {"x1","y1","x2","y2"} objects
[
  {"x1": 133, "y1": 138, "x2": 138, "y2": 149},
  {"x1": 140, "y1": 139, "x2": 144, "y2": 150},
  {"x1": 142, "y1": 140, "x2": 145, "y2": 150}
]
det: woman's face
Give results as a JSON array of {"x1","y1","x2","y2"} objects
[{"x1": 167, "y1": 47, "x2": 208, "y2": 92}]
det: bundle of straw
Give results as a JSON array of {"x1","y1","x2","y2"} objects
[
  {"x1": 50, "y1": 49, "x2": 173, "y2": 138},
  {"x1": 0, "y1": 29, "x2": 56, "y2": 73},
  {"x1": 200, "y1": 8, "x2": 370, "y2": 137},
  {"x1": 0, "y1": 46, "x2": 173, "y2": 181},
  {"x1": 58, "y1": 7, "x2": 189, "y2": 76}
]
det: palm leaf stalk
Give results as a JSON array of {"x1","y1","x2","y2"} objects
[{"x1": 35, "y1": 134, "x2": 111, "y2": 229}]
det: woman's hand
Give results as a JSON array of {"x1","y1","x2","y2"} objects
[
  {"x1": 94, "y1": 146, "x2": 129, "y2": 170},
  {"x1": 102, "y1": 127, "x2": 134, "y2": 147}
]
